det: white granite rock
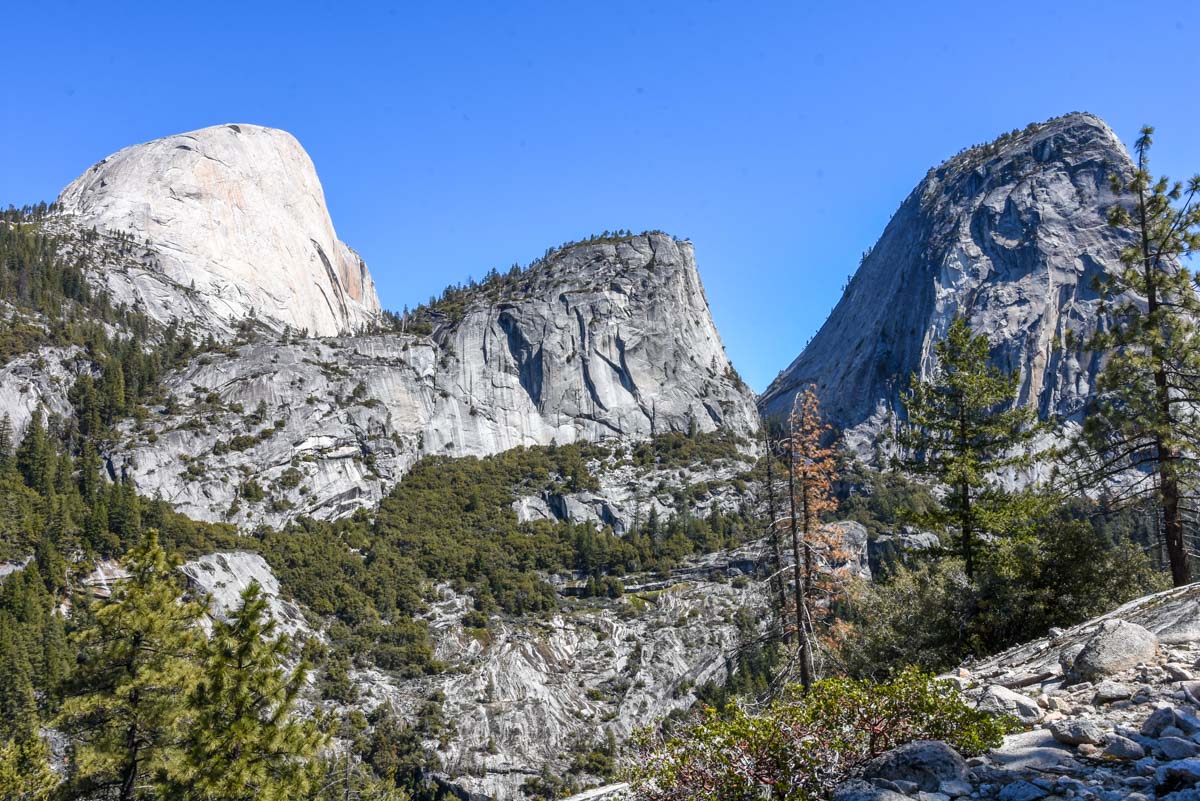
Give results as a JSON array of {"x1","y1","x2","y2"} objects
[{"x1": 54, "y1": 123, "x2": 380, "y2": 337}]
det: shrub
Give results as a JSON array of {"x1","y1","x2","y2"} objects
[
  {"x1": 834, "y1": 519, "x2": 1167, "y2": 678},
  {"x1": 628, "y1": 668, "x2": 1015, "y2": 801}
]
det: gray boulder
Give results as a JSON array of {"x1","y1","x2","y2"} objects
[
  {"x1": 1049, "y1": 719, "x2": 1106, "y2": 746},
  {"x1": 833, "y1": 780, "x2": 910, "y2": 801},
  {"x1": 1161, "y1": 737, "x2": 1200, "y2": 760},
  {"x1": 1094, "y1": 679, "x2": 1136, "y2": 703},
  {"x1": 1156, "y1": 758, "x2": 1200, "y2": 787},
  {"x1": 860, "y1": 740, "x2": 968, "y2": 793},
  {"x1": 1069, "y1": 619, "x2": 1159, "y2": 683},
  {"x1": 1104, "y1": 735, "x2": 1146, "y2": 761},
  {"x1": 998, "y1": 780, "x2": 1048, "y2": 801},
  {"x1": 978, "y1": 684, "x2": 1042, "y2": 725}
]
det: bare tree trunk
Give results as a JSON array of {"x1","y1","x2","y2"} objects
[
  {"x1": 764, "y1": 435, "x2": 789, "y2": 642},
  {"x1": 786, "y1": 438, "x2": 813, "y2": 691}
]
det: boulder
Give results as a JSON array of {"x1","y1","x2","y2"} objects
[
  {"x1": 1104, "y1": 735, "x2": 1146, "y2": 761},
  {"x1": 1145, "y1": 708, "x2": 1182, "y2": 737},
  {"x1": 833, "y1": 780, "x2": 910, "y2": 801},
  {"x1": 1161, "y1": 736, "x2": 1200, "y2": 760},
  {"x1": 860, "y1": 741, "x2": 969, "y2": 793},
  {"x1": 1049, "y1": 719, "x2": 1106, "y2": 746},
  {"x1": 978, "y1": 684, "x2": 1043, "y2": 725},
  {"x1": 998, "y1": 780, "x2": 1048, "y2": 801},
  {"x1": 1069, "y1": 620, "x2": 1159, "y2": 683},
  {"x1": 1156, "y1": 758, "x2": 1200, "y2": 788},
  {"x1": 1094, "y1": 679, "x2": 1136, "y2": 704}
]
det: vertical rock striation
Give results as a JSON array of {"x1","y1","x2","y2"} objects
[{"x1": 113, "y1": 233, "x2": 760, "y2": 526}]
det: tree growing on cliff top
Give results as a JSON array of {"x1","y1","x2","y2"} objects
[
  {"x1": 896, "y1": 317, "x2": 1040, "y2": 579},
  {"x1": 1074, "y1": 126, "x2": 1200, "y2": 586}
]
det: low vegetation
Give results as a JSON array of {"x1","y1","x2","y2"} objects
[{"x1": 629, "y1": 669, "x2": 1016, "y2": 801}]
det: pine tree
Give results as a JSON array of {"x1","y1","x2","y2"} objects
[
  {"x1": 0, "y1": 735, "x2": 57, "y2": 801},
  {"x1": 784, "y1": 387, "x2": 840, "y2": 691},
  {"x1": 0, "y1": 614, "x2": 38, "y2": 741},
  {"x1": 56, "y1": 530, "x2": 203, "y2": 801},
  {"x1": 15, "y1": 410, "x2": 53, "y2": 498},
  {"x1": 0, "y1": 414, "x2": 13, "y2": 470},
  {"x1": 178, "y1": 582, "x2": 326, "y2": 801},
  {"x1": 1076, "y1": 126, "x2": 1200, "y2": 586},
  {"x1": 897, "y1": 317, "x2": 1040, "y2": 579}
]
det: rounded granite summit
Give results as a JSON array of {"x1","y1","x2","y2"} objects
[{"x1": 54, "y1": 123, "x2": 380, "y2": 337}]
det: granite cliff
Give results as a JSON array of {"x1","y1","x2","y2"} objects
[
  {"x1": 53, "y1": 123, "x2": 380, "y2": 337},
  {"x1": 108, "y1": 231, "x2": 759, "y2": 526},
  {"x1": 760, "y1": 112, "x2": 1135, "y2": 448}
]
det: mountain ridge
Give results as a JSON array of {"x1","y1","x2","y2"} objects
[{"x1": 759, "y1": 111, "x2": 1133, "y2": 445}]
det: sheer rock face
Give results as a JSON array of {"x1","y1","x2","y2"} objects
[
  {"x1": 112, "y1": 233, "x2": 760, "y2": 526},
  {"x1": 759, "y1": 112, "x2": 1135, "y2": 442},
  {"x1": 54, "y1": 123, "x2": 380, "y2": 337}
]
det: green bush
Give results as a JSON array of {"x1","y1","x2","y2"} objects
[
  {"x1": 629, "y1": 669, "x2": 1016, "y2": 801},
  {"x1": 835, "y1": 519, "x2": 1166, "y2": 678}
]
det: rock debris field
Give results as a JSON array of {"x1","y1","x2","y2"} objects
[{"x1": 836, "y1": 583, "x2": 1200, "y2": 801}]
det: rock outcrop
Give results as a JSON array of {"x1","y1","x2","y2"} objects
[
  {"x1": 360, "y1": 543, "x2": 771, "y2": 800},
  {"x1": 180, "y1": 551, "x2": 312, "y2": 641},
  {"x1": 834, "y1": 584, "x2": 1200, "y2": 801},
  {"x1": 760, "y1": 112, "x2": 1136, "y2": 447},
  {"x1": 53, "y1": 123, "x2": 380, "y2": 337},
  {"x1": 112, "y1": 233, "x2": 760, "y2": 526}
]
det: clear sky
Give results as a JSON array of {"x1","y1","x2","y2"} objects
[{"x1": 4, "y1": 1, "x2": 1198, "y2": 392}]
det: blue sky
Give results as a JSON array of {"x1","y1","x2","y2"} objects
[{"x1": 4, "y1": 1, "x2": 1199, "y2": 392}]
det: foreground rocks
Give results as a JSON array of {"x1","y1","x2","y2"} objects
[{"x1": 835, "y1": 583, "x2": 1200, "y2": 801}]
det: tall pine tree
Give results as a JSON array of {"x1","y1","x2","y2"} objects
[
  {"x1": 178, "y1": 582, "x2": 326, "y2": 801},
  {"x1": 56, "y1": 530, "x2": 202, "y2": 801},
  {"x1": 1077, "y1": 126, "x2": 1200, "y2": 586},
  {"x1": 897, "y1": 317, "x2": 1040, "y2": 578}
]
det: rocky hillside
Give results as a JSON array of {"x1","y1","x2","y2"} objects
[
  {"x1": 52, "y1": 123, "x2": 380, "y2": 337},
  {"x1": 837, "y1": 583, "x2": 1200, "y2": 801},
  {"x1": 760, "y1": 112, "x2": 1135, "y2": 447},
  {"x1": 109, "y1": 232, "x2": 759, "y2": 526}
]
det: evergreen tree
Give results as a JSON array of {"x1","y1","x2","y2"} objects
[
  {"x1": 178, "y1": 582, "x2": 326, "y2": 801},
  {"x1": 1076, "y1": 126, "x2": 1200, "y2": 586},
  {"x1": 0, "y1": 735, "x2": 57, "y2": 801},
  {"x1": 56, "y1": 530, "x2": 203, "y2": 801},
  {"x1": 15, "y1": 410, "x2": 53, "y2": 498},
  {"x1": 897, "y1": 317, "x2": 1040, "y2": 578},
  {"x1": 0, "y1": 414, "x2": 13, "y2": 470},
  {"x1": 0, "y1": 614, "x2": 38, "y2": 741}
]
